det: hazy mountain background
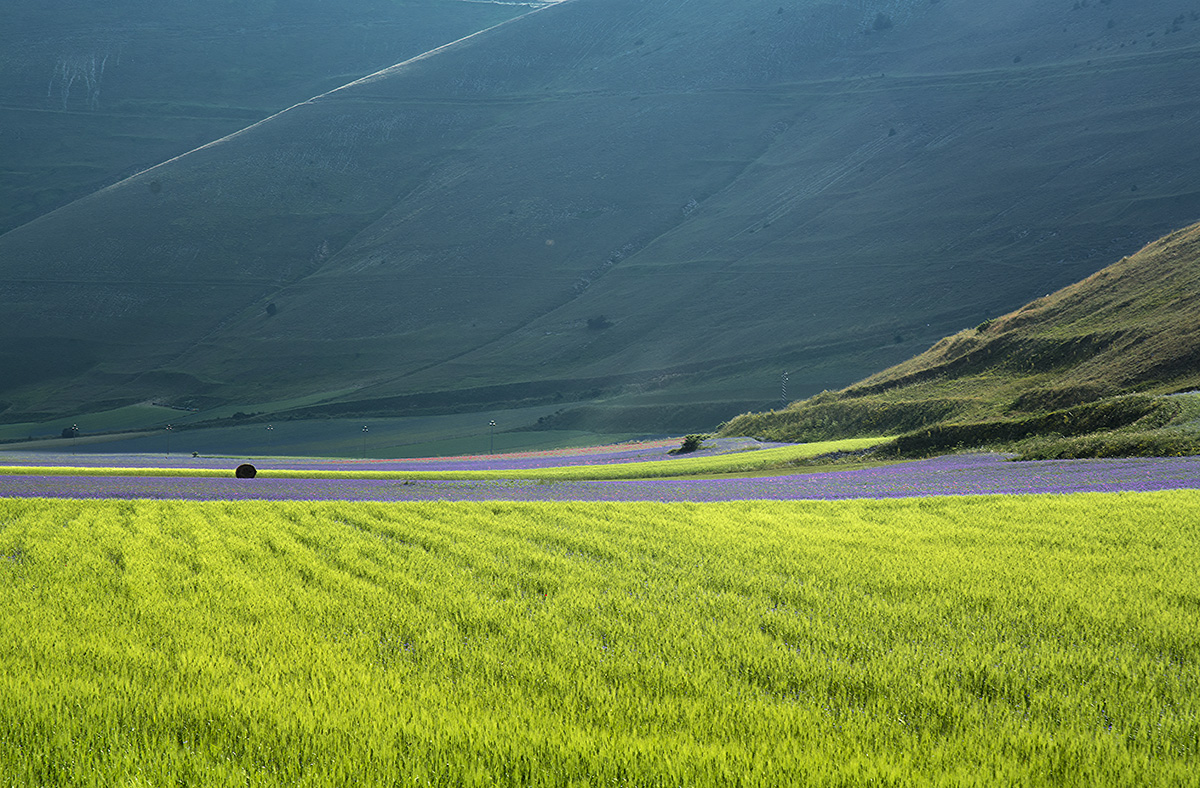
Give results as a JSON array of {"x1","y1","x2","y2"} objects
[
  {"x1": 0, "y1": 0, "x2": 531, "y2": 234},
  {"x1": 3, "y1": 0, "x2": 1200, "y2": 448}
]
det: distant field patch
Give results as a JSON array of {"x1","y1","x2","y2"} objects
[
  {"x1": 0, "y1": 437, "x2": 887, "y2": 481},
  {"x1": 1, "y1": 494, "x2": 1197, "y2": 785},
  {"x1": 2, "y1": 451, "x2": 1198, "y2": 501}
]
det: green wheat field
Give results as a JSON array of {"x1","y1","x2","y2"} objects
[{"x1": 2, "y1": 493, "x2": 1198, "y2": 786}]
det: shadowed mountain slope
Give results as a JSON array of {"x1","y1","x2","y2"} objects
[
  {"x1": 0, "y1": 0, "x2": 530, "y2": 234},
  {"x1": 720, "y1": 219, "x2": 1200, "y2": 445},
  {"x1": 4, "y1": 0, "x2": 1200, "y2": 427}
]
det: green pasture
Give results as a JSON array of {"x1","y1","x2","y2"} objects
[
  {"x1": 0, "y1": 437, "x2": 886, "y2": 481},
  {"x1": 2, "y1": 493, "x2": 1197, "y2": 786}
]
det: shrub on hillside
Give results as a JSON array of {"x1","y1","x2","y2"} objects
[
  {"x1": 891, "y1": 395, "x2": 1178, "y2": 457},
  {"x1": 1015, "y1": 431, "x2": 1200, "y2": 460},
  {"x1": 1007, "y1": 384, "x2": 1112, "y2": 413},
  {"x1": 720, "y1": 397, "x2": 965, "y2": 444},
  {"x1": 670, "y1": 434, "x2": 708, "y2": 455}
]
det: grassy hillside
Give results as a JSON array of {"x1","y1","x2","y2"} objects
[
  {"x1": 721, "y1": 220, "x2": 1200, "y2": 456},
  {"x1": 5, "y1": 0, "x2": 1200, "y2": 438},
  {"x1": 0, "y1": 0, "x2": 529, "y2": 235}
]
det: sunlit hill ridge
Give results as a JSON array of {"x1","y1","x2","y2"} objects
[{"x1": 722, "y1": 220, "x2": 1200, "y2": 457}]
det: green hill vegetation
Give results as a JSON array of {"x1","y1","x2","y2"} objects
[
  {"x1": 721, "y1": 221, "x2": 1200, "y2": 458},
  {"x1": 5, "y1": 0, "x2": 1200, "y2": 441}
]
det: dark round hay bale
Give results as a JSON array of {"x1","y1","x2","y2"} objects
[{"x1": 235, "y1": 463, "x2": 257, "y2": 479}]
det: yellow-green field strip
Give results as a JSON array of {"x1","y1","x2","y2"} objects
[
  {"x1": 2, "y1": 493, "x2": 1196, "y2": 786},
  {"x1": 0, "y1": 437, "x2": 887, "y2": 480}
]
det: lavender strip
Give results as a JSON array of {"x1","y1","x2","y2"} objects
[{"x1": 3, "y1": 454, "x2": 1198, "y2": 501}]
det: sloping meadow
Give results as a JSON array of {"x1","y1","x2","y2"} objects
[{"x1": 1, "y1": 493, "x2": 1197, "y2": 785}]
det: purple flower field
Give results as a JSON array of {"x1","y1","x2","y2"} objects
[
  {"x1": 3, "y1": 452, "x2": 1198, "y2": 501},
  {"x1": 0, "y1": 437, "x2": 737, "y2": 473}
]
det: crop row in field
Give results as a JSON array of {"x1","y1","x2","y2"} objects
[{"x1": 1, "y1": 493, "x2": 1197, "y2": 785}]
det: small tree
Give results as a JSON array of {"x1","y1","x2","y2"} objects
[{"x1": 671, "y1": 434, "x2": 708, "y2": 454}]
